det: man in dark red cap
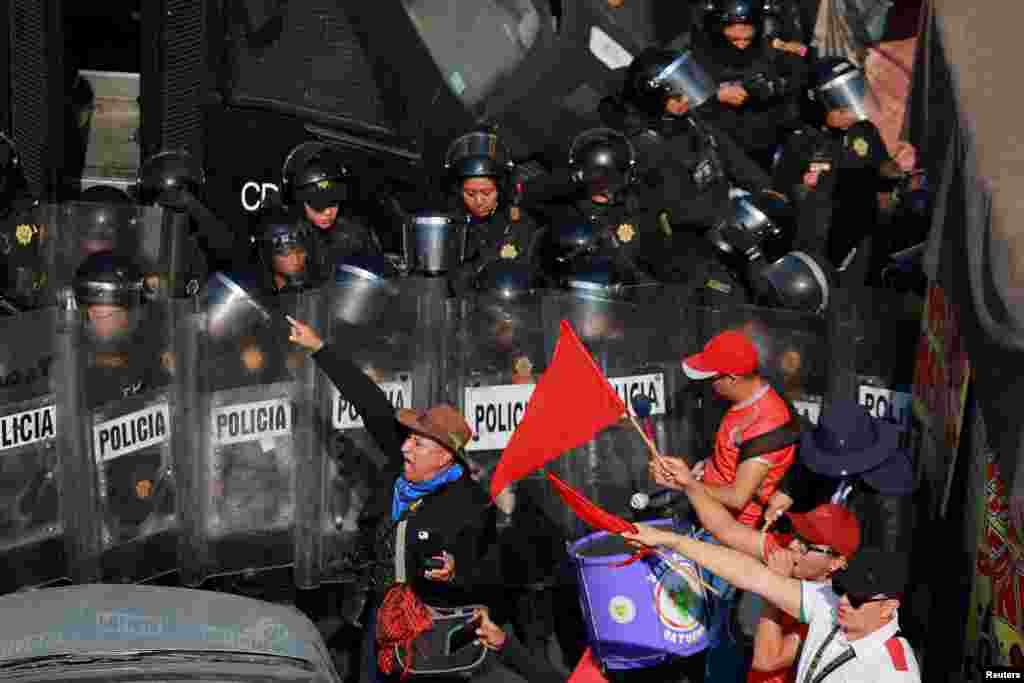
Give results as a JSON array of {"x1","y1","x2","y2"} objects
[
  {"x1": 682, "y1": 329, "x2": 798, "y2": 529},
  {"x1": 651, "y1": 455, "x2": 860, "y2": 683}
]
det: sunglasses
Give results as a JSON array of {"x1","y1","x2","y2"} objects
[
  {"x1": 771, "y1": 517, "x2": 842, "y2": 557},
  {"x1": 832, "y1": 582, "x2": 898, "y2": 609}
]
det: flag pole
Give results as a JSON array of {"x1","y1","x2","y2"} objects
[{"x1": 626, "y1": 412, "x2": 667, "y2": 465}]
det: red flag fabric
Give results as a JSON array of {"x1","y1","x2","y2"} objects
[
  {"x1": 569, "y1": 647, "x2": 608, "y2": 683},
  {"x1": 546, "y1": 472, "x2": 637, "y2": 535},
  {"x1": 490, "y1": 320, "x2": 626, "y2": 499}
]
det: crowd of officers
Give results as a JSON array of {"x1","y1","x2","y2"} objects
[{"x1": 0, "y1": 1, "x2": 928, "y2": 681}]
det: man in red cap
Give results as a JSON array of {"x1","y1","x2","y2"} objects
[
  {"x1": 682, "y1": 329, "x2": 798, "y2": 529},
  {"x1": 651, "y1": 456, "x2": 860, "y2": 683}
]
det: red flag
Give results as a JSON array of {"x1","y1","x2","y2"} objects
[
  {"x1": 490, "y1": 320, "x2": 626, "y2": 499},
  {"x1": 546, "y1": 472, "x2": 636, "y2": 534},
  {"x1": 569, "y1": 647, "x2": 608, "y2": 683}
]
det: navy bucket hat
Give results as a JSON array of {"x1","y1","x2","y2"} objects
[{"x1": 799, "y1": 399, "x2": 914, "y2": 495}]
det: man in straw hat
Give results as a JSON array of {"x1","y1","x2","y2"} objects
[{"x1": 288, "y1": 317, "x2": 496, "y2": 680}]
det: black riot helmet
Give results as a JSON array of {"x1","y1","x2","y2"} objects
[
  {"x1": 749, "y1": 250, "x2": 834, "y2": 314},
  {"x1": 708, "y1": 0, "x2": 763, "y2": 30},
  {"x1": 282, "y1": 142, "x2": 351, "y2": 211},
  {"x1": 625, "y1": 48, "x2": 717, "y2": 117},
  {"x1": 811, "y1": 58, "x2": 880, "y2": 122},
  {"x1": 74, "y1": 250, "x2": 143, "y2": 308},
  {"x1": 137, "y1": 149, "x2": 205, "y2": 206},
  {"x1": 568, "y1": 128, "x2": 637, "y2": 201},
  {"x1": 255, "y1": 210, "x2": 312, "y2": 291},
  {"x1": 444, "y1": 129, "x2": 514, "y2": 182}
]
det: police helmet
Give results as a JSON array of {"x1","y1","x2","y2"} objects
[
  {"x1": 282, "y1": 143, "x2": 351, "y2": 211},
  {"x1": 475, "y1": 260, "x2": 536, "y2": 301},
  {"x1": 568, "y1": 128, "x2": 637, "y2": 198},
  {"x1": 811, "y1": 58, "x2": 879, "y2": 122},
  {"x1": 73, "y1": 251, "x2": 144, "y2": 308},
  {"x1": 137, "y1": 149, "x2": 204, "y2": 205},
  {"x1": 444, "y1": 129, "x2": 515, "y2": 185},
  {"x1": 707, "y1": 0, "x2": 763, "y2": 31},
  {"x1": 80, "y1": 184, "x2": 133, "y2": 205},
  {"x1": 256, "y1": 211, "x2": 312, "y2": 289},
  {"x1": 750, "y1": 250, "x2": 833, "y2": 314},
  {"x1": 626, "y1": 48, "x2": 717, "y2": 116}
]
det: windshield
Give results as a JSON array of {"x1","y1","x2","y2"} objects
[{"x1": 402, "y1": 0, "x2": 541, "y2": 108}]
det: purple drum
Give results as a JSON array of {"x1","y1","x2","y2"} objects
[{"x1": 569, "y1": 519, "x2": 720, "y2": 671}]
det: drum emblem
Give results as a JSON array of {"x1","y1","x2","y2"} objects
[{"x1": 653, "y1": 561, "x2": 705, "y2": 637}]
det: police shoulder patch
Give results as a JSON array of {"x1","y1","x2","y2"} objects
[
  {"x1": 500, "y1": 242, "x2": 519, "y2": 259},
  {"x1": 851, "y1": 137, "x2": 869, "y2": 157}
]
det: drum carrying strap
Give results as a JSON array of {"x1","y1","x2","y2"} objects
[{"x1": 394, "y1": 519, "x2": 408, "y2": 583}]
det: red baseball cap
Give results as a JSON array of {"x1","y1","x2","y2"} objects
[
  {"x1": 681, "y1": 330, "x2": 759, "y2": 380},
  {"x1": 786, "y1": 503, "x2": 861, "y2": 559}
]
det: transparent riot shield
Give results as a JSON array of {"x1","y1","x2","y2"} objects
[
  {"x1": 846, "y1": 287, "x2": 923, "y2": 447},
  {"x1": 181, "y1": 286, "x2": 318, "y2": 587},
  {"x1": 697, "y1": 302, "x2": 830, "y2": 431},
  {"x1": 54, "y1": 292, "x2": 183, "y2": 584},
  {"x1": 316, "y1": 278, "x2": 438, "y2": 585},
  {"x1": 0, "y1": 307, "x2": 64, "y2": 594},
  {"x1": 49, "y1": 201, "x2": 181, "y2": 303},
  {"x1": 541, "y1": 286, "x2": 700, "y2": 542},
  {"x1": 445, "y1": 288, "x2": 554, "y2": 587}
]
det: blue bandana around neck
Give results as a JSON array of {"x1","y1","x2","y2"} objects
[{"x1": 392, "y1": 463, "x2": 465, "y2": 521}]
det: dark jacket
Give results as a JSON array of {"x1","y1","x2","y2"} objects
[
  {"x1": 599, "y1": 101, "x2": 772, "y2": 232},
  {"x1": 311, "y1": 343, "x2": 496, "y2": 608},
  {"x1": 689, "y1": 32, "x2": 808, "y2": 157},
  {"x1": 448, "y1": 205, "x2": 545, "y2": 298},
  {"x1": 303, "y1": 209, "x2": 385, "y2": 284},
  {"x1": 773, "y1": 120, "x2": 898, "y2": 267}
]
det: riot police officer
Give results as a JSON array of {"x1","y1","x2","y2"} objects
[
  {"x1": 689, "y1": 0, "x2": 808, "y2": 169},
  {"x1": 0, "y1": 133, "x2": 41, "y2": 313},
  {"x1": 135, "y1": 149, "x2": 214, "y2": 298},
  {"x1": 72, "y1": 251, "x2": 171, "y2": 409},
  {"x1": 600, "y1": 48, "x2": 785, "y2": 292},
  {"x1": 526, "y1": 128, "x2": 658, "y2": 288},
  {"x1": 773, "y1": 58, "x2": 910, "y2": 286},
  {"x1": 281, "y1": 143, "x2": 384, "y2": 282},
  {"x1": 444, "y1": 129, "x2": 543, "y2": 298}
]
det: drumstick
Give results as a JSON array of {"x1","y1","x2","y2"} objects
[{"x1": 652, "y1": 548, "x2": 721, "y2": 598}]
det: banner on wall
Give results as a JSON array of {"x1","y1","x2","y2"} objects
[{"x1": 912, "y1": 282, "x2": 971, "y2": 517}]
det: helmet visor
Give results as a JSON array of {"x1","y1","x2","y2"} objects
[
  {"x1": 446, "y1": 132, "x2": 509, "y2": 168},
  {"x1": 819, "y1": 70, "x2": 880, "y2": 122},
  {"x1": 652, "y1": 52, "x2": 716, "y2": 109}
]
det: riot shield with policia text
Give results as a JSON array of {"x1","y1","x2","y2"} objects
[
  {"x1": 540, "y1": 285, "x2": 700, "y2": 539},
  {"x1": 445, "y1": 287, "x2": 552, "y2": 586},
  {"x1": 54, "y1": 282, "x2": 183, "y2": 584},
  {"x1": 179, "y1": 276, "x2": 318, "y2": 587},
  {"x1": 0, "y1": 307, "x2": 64, "y2": 594},
  {"x1": 317, "y1": 277, "x2": 436, "y2": 585}
]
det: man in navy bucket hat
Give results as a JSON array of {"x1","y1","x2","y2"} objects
[{"x1": 765, "y1": 398, "x2": 915, "y2": 554}]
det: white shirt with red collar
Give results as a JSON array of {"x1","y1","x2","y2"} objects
[{"x1": 795, "y1": 581, "x2": 921, "y2": 682}]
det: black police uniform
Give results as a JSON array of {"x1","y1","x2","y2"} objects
[
  {"x1": 689, "y1": 12, "x2": 808, "y2": 166},
  {"x1": 0, "y1": 134, "x2": 42, "y2": 313},
  {"x1": 448, "y1": 206, "x2": 543, "y2": 299},
  {"x1": 773, "y1": 119, "x2": 898, "y2": 285},
  {"x1": 301, "y1": 208, "x2": 385, "y2": 285}
]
